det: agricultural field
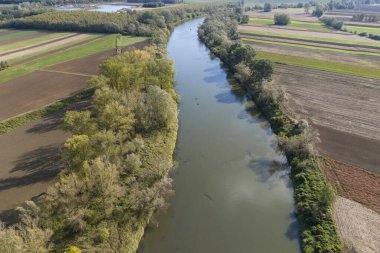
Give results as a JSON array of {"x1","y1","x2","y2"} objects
[
  {"x1": 239, "y1": 15, "x2": 380, "y2": 251},
  {"x1": 0, "y1": 29, "x2": 147, "y2": 214},
  {"x1": 246, "y1": 8, "x2": 319, "y2": 22}
]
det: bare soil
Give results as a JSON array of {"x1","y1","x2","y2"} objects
[
  {"x1": 0, "y1": 100, "x2": 90, "y2": 221},
  {"x1": 333, "y1": 196, "x2": 380, "y2": 253},
  {"x1": 247, "y1": 9, "x2": 319, "y2": 22},
  {"x1": 272, "y1": 64, "x2": 380, "y2": 174},
  {"x1": 322, "y1": 158, "x2": 380, "y2": 212},
  {"x1": 243, "y1": 39, "x2": 380, "y2": 68},
  {"x1": 1, "y1": 33, "x2": 92, "y2": 62},
  {"x1": 239, "y1": 25, "x2": 380, "y2": 43}
]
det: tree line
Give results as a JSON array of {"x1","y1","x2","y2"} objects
[
  {"x1": 0, "y1": 3, "x2": 226, "y2": 36},
  {"x1": 198, "y1": 12, "x2": 342, "y2": 253}
]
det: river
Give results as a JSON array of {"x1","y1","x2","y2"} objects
[{"x1": 138, "y1": 18, "x2": 300, "y2": 253}]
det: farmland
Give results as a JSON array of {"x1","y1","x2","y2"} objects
[
  {"x1": 0, "y1": 28, "x2": 147, "y2": 214},
  {"x1": 240, "y1": 11, "x2": 380, "y2": 252}
]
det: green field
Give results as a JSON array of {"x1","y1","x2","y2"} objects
[
  {"x1": 242, "y1": 37, "x2": 380, "y2": 57},
  {"x1": 0, "y1": 35, "x2": 147, "y2": 84},
  {"x1": 0, "y1": 32, "x2": 71, "y2": 53},
  {"x1": 0, "y1": 30, "x2": 41, "y2": 42},
  {"x1": 239, "y1": 29, "x2": 380, "y2": 48},
  {"x1": 255, "y1": 50, "x2": 380, "y2": 79},
  {"x1": 249, "y1": 17, "x2": 330, "y2": 31},
  {"x1": 345, "y1": 25, "x2": 380, "y2": 35},
  {"x1": 7, "y1": 34, "x2": 102, "y2": 65}
]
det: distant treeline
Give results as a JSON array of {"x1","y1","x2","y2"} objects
[
  {"x1": 0, "y1": 0, "x2": 180, "y2": 4},
  {"x1": 198, "y1": 13, "x2": 342, "y2": 253},
  {"x1": 0, "y1": 3, "x2": 51, "y2": 21},
  {"x1": 0, "y1": 3, "x2": 225, "y2": 36}
]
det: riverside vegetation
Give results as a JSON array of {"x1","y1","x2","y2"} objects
[
  {"x1": 198, "y1": 12, "x2": 342, "y2": 253},
  {"x1": 0, "y1": 3, "x2": 228, "y2": 252}
]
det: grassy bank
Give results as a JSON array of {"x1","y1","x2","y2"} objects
[{"x1": 0, "y1": 35, "x2": 146, "y2": 84}]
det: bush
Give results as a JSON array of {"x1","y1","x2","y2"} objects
[
  {"x1": 142, "y1": 2, "x2": 165, "y2": 8},
  {"x1": 274, "y1": 13, "x2": 290, "y2": 25},
  {"x1": 358, "y1": 32, "x2": 367, "y2": 37},
  {"x1": 0, "y1": 61, "x2": 9, "y2": 71},
  {"x1": 312, "y1": 5, "x2": 324, "y2": 17},
  {"x1": 320, "y1": 17, "x2": 343, "y2": 30},
  {"x1": 263, "y1": 2, "x2": 272, "y2": 12}
]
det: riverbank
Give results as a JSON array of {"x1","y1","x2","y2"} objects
[{"x1": 198, "y1": 14, "x2": 342, "y2": 252}]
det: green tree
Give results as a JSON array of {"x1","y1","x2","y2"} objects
[
  {"x1": 274, "y1": 13, "x2": 291, "y2": 25},
  {"x1": 263, "y1": 2, "x2": 272, "y2": 12}
]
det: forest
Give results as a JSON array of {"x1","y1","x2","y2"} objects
[{"x1": 198, "y1": 13, "x2": 342, "y2": 253}]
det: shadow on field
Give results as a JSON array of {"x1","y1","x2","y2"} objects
[{"x1": 0, "y1": 145, "x2": 62, "y2": 191}]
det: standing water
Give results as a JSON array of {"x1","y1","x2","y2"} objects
[{"x1": 138, "y1": 18, "x2": 300, "y2": 253}]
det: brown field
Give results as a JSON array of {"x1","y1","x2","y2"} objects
[
  {"x1": 247, "y1": 9, "x2": 318, "y2": 22},
  {"x1": 322, "y1": 158, "x2": 380, "y2": 212},
  {"x1": 0, "y1": 40, "x2": 148, "y2": 121},
  {"x1": 243, "y1": 39, "x2": 380, "y2": 68},
  {"x1": 0, "y1": 100, "x2": 90, "y2": 221},
  {"x1": 272, "y1": 64, "x2": 380, "y2": 174}
]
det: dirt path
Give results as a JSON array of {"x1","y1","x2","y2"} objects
[
  {"x1": 0, "y1": 100, "x2": 90, "y2": 222},
  {"x1": 0, "y1": 34, "x2": 93, "y2": 62},
  {"x1": 333, "y1": 196, "x2": 380, "y2": 253}
]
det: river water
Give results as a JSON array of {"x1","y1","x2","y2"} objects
[{"x1": 138, "y1": 18, "x2": 300, "y2": 253}]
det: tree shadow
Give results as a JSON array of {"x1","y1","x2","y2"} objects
[
  {"x1": 27, "y1": 113, "x2": 64, "y2": 134},
  {"x1": 0, "y1": 145, "x2": 63, "y2": 191}
]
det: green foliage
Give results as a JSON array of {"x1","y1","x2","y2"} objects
[
  {"x1": 320, "y1": 17, "x2": 343, "y2": 30},
  {"x1": 274, "y1": 13, "x2": 291, "y2": 26},
  {"x1": 0, "y1": 61, "x2": 9, "y2": 71}
]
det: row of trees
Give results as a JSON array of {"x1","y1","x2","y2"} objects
[
  {"x1": 0, "y1": 3, "x2": 226, "y2": 36},
  {"x1": 198, "y1": 13, "x2": 342, "y2": 253},
  {"x1": 0, "y1": 2, "x2": 50, "y2": 21}
]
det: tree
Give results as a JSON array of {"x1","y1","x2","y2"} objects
[
  {"x1": 304, "y1": 3, "x2": 311, "y2": 14},
  {"x1": 263, "y1": 3, "x2": 272, "y2": 12},
  {"x1": 274, "y1": 13, "x2": 291, "y2": 25},
  {"x1": 313, "y1": 5, "x2": 324, "y2": 17}
]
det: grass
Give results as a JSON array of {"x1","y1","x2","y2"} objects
[
  {"x1": 255, "y1": 50, "x2": 380, "y2": 79},
  {"x1": 7, "y1": 34, "x2": 102, "y2": 65},
  {"x1": 0, "y1": 32, "x2": 71, "y2": 53},
  {"x1": 242, "y1": 37, "x2": 380, "y2": 57},
  {"x1": 0, "y1": 35, "x2": 147, "y2": 84},
  {"x1": 249, "y1": 17, "x2": 330, "y2": 31},
  {"x1": 0, "y1": 89, "x2": 93, "y2": 135},
  {"x1": 0, "y1": 30, "x2": 40, "y2": 42},
  {"x1": 345, "y1": 25, "x2": 380, "y2": 35},
  {"x1": 239, "y1": 29, "x2": 380, "y2": 48}
]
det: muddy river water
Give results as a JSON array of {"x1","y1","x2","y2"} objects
[{"x1": 138, "y1": 18, "x2": 300, "y2": 253}]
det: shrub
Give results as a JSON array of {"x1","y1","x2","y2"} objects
[
  {"x1": 320, "y1": 17, "x2": 343, "y2": 30},
  {"x1": 0, "y1": 61, "x2": 9, "y2": 71},
  {"x1": 312, "y1": 5, "x2": 324, "y2": 17},
  {"x1": 263, "y1": 2, "x2": 272, "y2": 12},
  {"x1": 274, "y1": 13, "x2": 291, "y2": 25}
]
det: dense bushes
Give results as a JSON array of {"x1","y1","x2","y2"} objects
[
  {"x1": 199, "y1": 14, "x2": 342, "y2": 253},
  {"x1": 321, "y1": 17, "x2": 343, "y2": 30},
  {"x1": 0, "y1": 46, "x2": 178, "y2": 252},
  {"x1": 142, "y1": 2, "x2": 165, "y2": 8},
  {"x1": 274, "y1": 13, "x2": 290, "y2": 26}
]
